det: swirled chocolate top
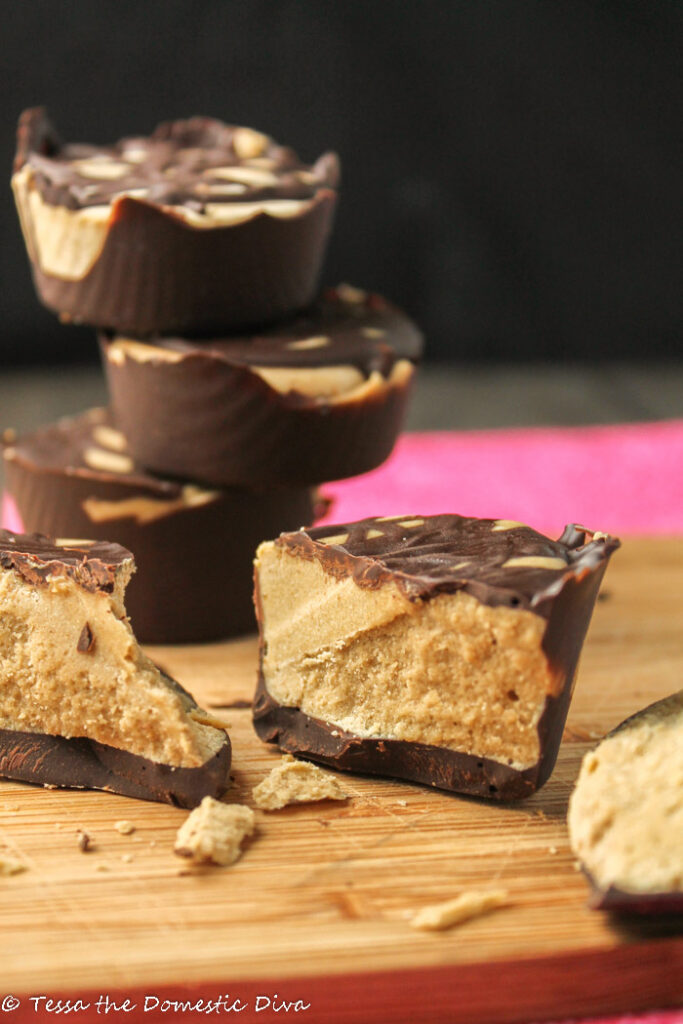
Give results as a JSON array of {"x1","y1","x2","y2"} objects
[
  {"x1": 3, "y1": 408, "x2": 183, "y2": 498},
  {"x1": 0, "y1": 528, "x2": 131, "y2": 593},
  {"x1": 107, "y1": 284, "x2": 423, "y2": 376},
  {"x1": 14, "y1": 108, "x2": 339, "y2": 211},
  {"x1": 276, "y1": 514, "x2": 620, "y2": 614}
]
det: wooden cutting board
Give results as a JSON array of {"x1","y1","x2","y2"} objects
[{"x1": 1, "y1": 538, "x2": 681, "y2": 1024}]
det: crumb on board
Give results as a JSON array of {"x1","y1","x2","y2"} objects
[
  {"x1": 410, "y1": 889, "x2": 509, "y2": 932},
  {"x1": 252, "y1": 754, "x2": 349, "y2": 811},
  {"x1": 77, "y1": 831, "x2": 92, "y2": 852},
  {"x1": 121, "y1": 853, "x2": 134, "y2": 864},
  {"x1": 114, "y1": 820, "x2": 136, "y2": 836},
  {"x1": 0, "y1": 856, "x2": 28, "y2": 877},
  {"x1": 95, "y1": 864, "x2": 110, "y2": 873},
  {"x1": 174, "y1": 797, "x2": 255, "y2": 867}
]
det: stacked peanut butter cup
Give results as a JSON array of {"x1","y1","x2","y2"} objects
[{"x1": 6, "y1": 108, "x2": 423, "y2": 643}]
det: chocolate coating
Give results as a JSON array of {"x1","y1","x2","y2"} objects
[
  {"x1": 15, "y1": 108, "x2": 339, "y2": 208},
  {"x1": 254, "y1": 515, "x2": 619, "y2": 799},
  {"x1": 100, "y1": 286, "x2": 422, "y2": 487},
  {"x1": 3, "y1": 410, "x2": 319, "y2": 643},
  {"x1": 276, "y1": 516, "x2": 618, "y2": 616},
  {"x1": 13, "y1": 108, "x2": 337, "y2": 334},
  {"x1": 588, "y1": 877, "x2": 683, "y2": 916},
  {"x1": 0, "y1": 528, "x2": 130, "y2": 594},
  {"x1": 0, "y1": 685, "x2": 230, "y2": 809}
]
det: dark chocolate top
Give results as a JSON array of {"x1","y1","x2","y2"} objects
[
  {"x1": 276, "y1": 514, "x2": 620, "y2": 615},
  {"x1": 3, "y1": 408, "x2": 187, "y2": 498},
  {"x1": 15, "y1": 108, "x2": 339, "y2": 212},
  {"x1": 0, "y1": 528, "x2": 131, "y2": 593},
  {"x1": 107, "y1": 285, "x2": 423, "y2": 375}
]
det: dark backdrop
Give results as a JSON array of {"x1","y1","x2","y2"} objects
[{"x1": 2, "y1": 0, "x2": 681, "y2": 365}]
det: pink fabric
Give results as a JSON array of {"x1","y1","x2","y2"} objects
[
  {"x1": 2, "y1": 491, "x2": 23, "y2": 533},
  {"x1": 322, "y1": 420, "x2": 683, "y2": 536}
]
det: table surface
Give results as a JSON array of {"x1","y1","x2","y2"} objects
[{"x1": 1, "y1": 538, "x2": 681, "y2": 1024}]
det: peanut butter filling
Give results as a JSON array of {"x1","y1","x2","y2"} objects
[
  {"x1": 0, "y1": 557, "x2": 224, "y2": 768},
  {"x1": 256, "y1": 543, "x2": 553, "y2": 770},
  {"x1": 568, "y1": 691, "x2": 683, "y2": 895}
]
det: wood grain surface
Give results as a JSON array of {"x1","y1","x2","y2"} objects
[{"x1": 0, "y1": 538, "x2": 681, "y2": 1024}]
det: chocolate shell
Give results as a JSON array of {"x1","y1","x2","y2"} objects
[
  {"x1": 12, "y1": 108, "x2": 338, "y2": 335},
  {"x1": 2, "y1": 409, "x2": 318, "y2": 643},
  {"x1": 253, "y1": 515, "x2": 619, "y2": 799},
  {"x1": 100, "y1": 285, "x2": 423, "y2": 487}
]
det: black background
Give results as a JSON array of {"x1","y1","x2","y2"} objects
[{"x1": 2, "y1": 0, "x2": 681, "y2": 365}]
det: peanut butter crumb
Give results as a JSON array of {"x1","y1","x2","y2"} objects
[
  {"x1": 411, "y1": 889, "x2": 509, "y2": 931},
  {"x1": 174, "y1": 797, "x2": 255, "y2": 866},
  {"x1": 114, "y1": 820, "x2": 136, "y2": 836},
  {"x1": 77, "y1": 831, "x2": 93, "y2": 852},
  {"x1": 252, "y1": 755, "x2": 349, "y2": 811},
  {"x1": 0, "y1": 856, "x2": 27, "y2": 877}
]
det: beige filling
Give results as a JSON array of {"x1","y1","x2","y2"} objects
[
  {"x1": 251, "y1": 363, "x2": 365, "y2": 398},
  {"x1": 256, "y1": 544, "x2": 553, "y2": 770},
  {"x1": 92, "y1": 424, "x2": 128, "y2": 452},
  {"x1": 568, "y1": 691, "x2": 683, "y2": 894},
  {"x1": 252, "y1": 755, "x2": 348, "y2": 810},
  {"x1": 12, "y1": 167, "x2": 111, "y2": 280},
  {"x1": 12, "y1": 165, "x2": 317, "y2": 281},
  {"x1": 82, "y1": 486, "x2": 219, "y2": 525},
  {"x1": 107, "y1": 338, "x2": 415, "y2": 402},
  {"x1": 0, "y1": 565, "x2": 223, "y2": 768}
]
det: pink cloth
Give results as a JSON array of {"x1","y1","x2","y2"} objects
[
  {"x1": 2, "y1": 492, "x2": 22, "y2": 533},
  {"x1": 322, "y1": 420, "x2": 683, "y2": 536}
]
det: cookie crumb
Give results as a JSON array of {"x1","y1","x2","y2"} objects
[
  {"x1": 95, "y1": 863, "x2": 110, "y2": 873},
  {"x1": 77, "y1": 831, "x2": 93, "y2": 852},
  {"x1": 121, "y1": 853, "x2": 134, "y2": 864},
  {"x1": 174, "y1": 797, "x2": 255, "y2": 866},
  {"x1": 0, "y1": 856, "x2": 27, "y2": 877},
  {"x1": 114, "y1": 820, "x2": 136, "y2": 835},
  {"x1": 252, "y1": 755, "x2": 349, "y2": 811},
  {"x1": 411, "y1": 889, "x2": 509, "y2": 932}
]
